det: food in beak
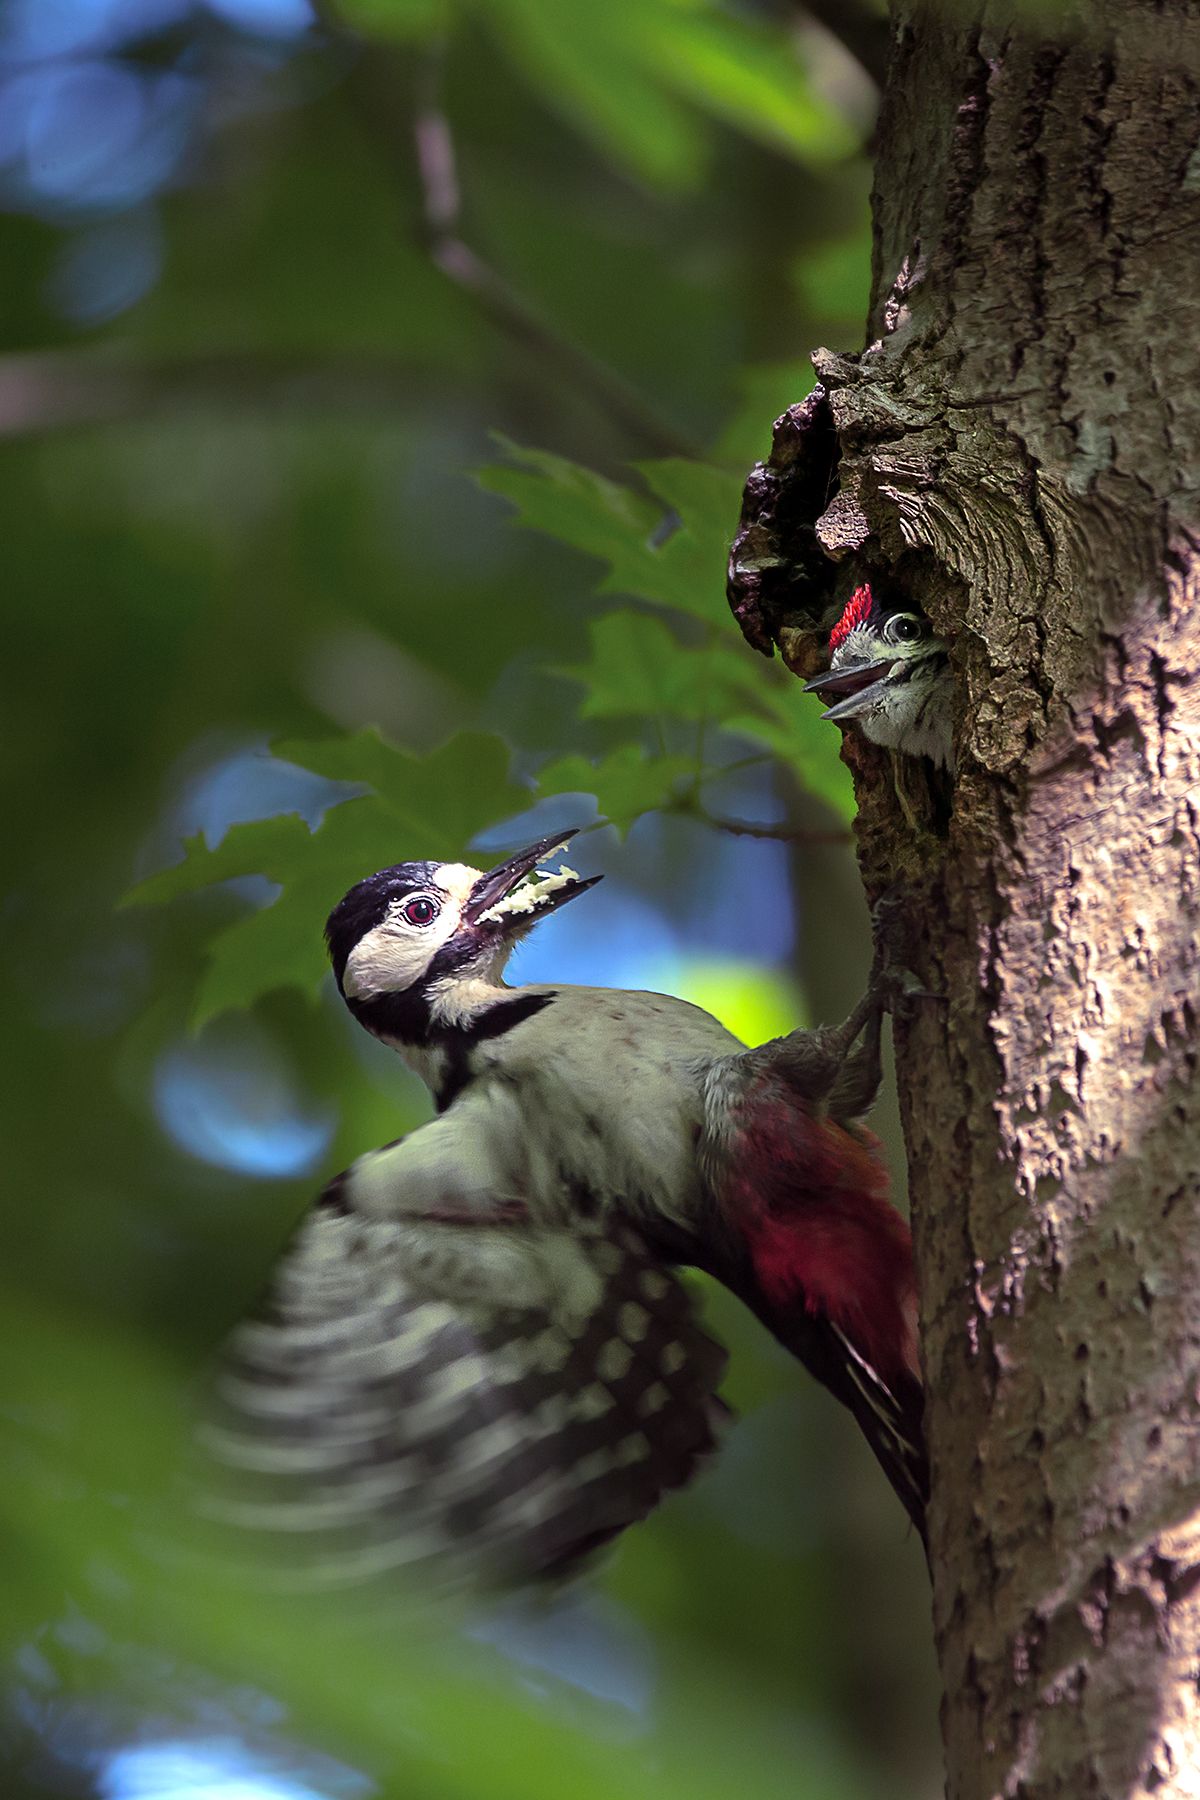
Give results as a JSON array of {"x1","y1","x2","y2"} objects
[
  {"x1": 476, "y1": 852, "x2": 582, "y2": 923},
  {"x1": 465, "y1": 828, "x2": 601, "y2": 928}
]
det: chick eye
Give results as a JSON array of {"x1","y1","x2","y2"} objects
[
  {"x1": 884, "y1": 612, "x2": 925, "y2": 644},
  {"x1": 402, "y1": 896, "x2": 440, "y2": 926}
]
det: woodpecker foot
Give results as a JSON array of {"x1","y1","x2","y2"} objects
[
  {"x1": 890, "y1": 968, "x2": 945, "y2": 1007},
  {"x1": 818, "y1": 980, "x2": 887, "y2": 1125},
  {"x1": 872, "y1": 961, "x2": 946, "y2": 1019}
]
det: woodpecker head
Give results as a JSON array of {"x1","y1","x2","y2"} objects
[
  {"x1": 326, "y1": 830, "x2": 599, "y2": 1040},
  {"x1": 803, "y1": 584, "x2": 954, "y2": 769}
]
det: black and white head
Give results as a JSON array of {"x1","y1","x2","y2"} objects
[
  {"x1": 803, "y1": 584, "x2": 954, "y2": 770},
  {"x1": 325, "y1": 830, "x2": 599, "y2": 1043}
]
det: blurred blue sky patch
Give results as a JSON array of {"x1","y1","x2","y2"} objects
[
  {"x1": 154, "y1": 1019, "x2": 334, "y2": 1176},
  {"x1": 99, "y1": 1735, "x2": 369, "y2": 1799},
  {"x1": 0, "y1": 0, "x2": 314, "y2": 322},
  {"x1": 468, "y1": 1590, "x2": 655, "y2": 1723},
  {"x1": 48, "y1": 204, "x2": 163, "y2": 321},
  {"x1": 487, "y1": 813, "x2": 795, "y2": 990},
  {"x1": 1, "y1": 1, "x2": 190, "y2": 63},
  {"x1": 207, "y1": 0, "x2": 314, "y2": 37},
  {"x1": 14, "y1": 62, "x2": 196, "y2": 212}
]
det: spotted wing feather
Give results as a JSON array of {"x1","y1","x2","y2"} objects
[{"x1": 201, "y1": 1162, "x2": 729, "y2": 1591}]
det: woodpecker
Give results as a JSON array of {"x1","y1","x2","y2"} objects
[
  {"x1": 804, "y1": 584, "x2": 954, "y2": 769},
  {"x1": 204, "y1": 832, "x2": 926, "y2": 1592}
]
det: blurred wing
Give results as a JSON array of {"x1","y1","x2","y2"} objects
[{"x1": 200, "y1": 1124, "x2": 729, "y2": 1592}]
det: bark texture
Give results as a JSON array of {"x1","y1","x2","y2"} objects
[{"x1": 731, "y1": 2, "x2": 1200, "y2": 1793}]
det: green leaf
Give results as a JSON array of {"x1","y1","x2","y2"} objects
[
  {"x1": 558, "y1": 612, "x2": 764, "y2": 726},
  {"x1": 274, "y1": 730, "x2": 530, "y2": 856},
  {"x1": 725, "y1": 690, "x2": 856, "y2": 822},
  {"x1": 480, "y1": 438, "x2": 852, "y2": 820},
  {"x1": 631, "y1": 456, "x2": 746, "y2": 619},
  {"x1": 479, "y1": 439, "x2": 741, "y2": 624},
  {"x1": 537, "y1": 746, "x2": 694, "y2": 836},
  {"x1": 125, "y1": 734, "x2": 531, "y2": 1025},
  {"x1": 126, "y1": 798, "x2": 409, "y2": 1026},
  {"x1": 124, "y1": 813, "x2": 319, "y2": 908},
  {"x1": 332, "y1": 0, "x2": 450, "y2": 40},
  {"x1": 479, "y1": 438, "x2": 660, "y2": 576},
  {"x1": 188, "y1": 872, "x2": 338, "y2": 1027}
]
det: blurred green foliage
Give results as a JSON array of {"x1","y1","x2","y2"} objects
[
  {"x1": 335, "y1": 0, "x2": 861, "y2": 186},
  {"x1": 0, "y1": 2, "x2": 936, "y2": 1797}
]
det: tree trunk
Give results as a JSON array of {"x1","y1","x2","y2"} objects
[{"x1": 732, "y1": 2, "x2": 1200, "y2": 1793}]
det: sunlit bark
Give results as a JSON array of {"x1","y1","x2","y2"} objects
[{"x1": 732, "y1": 3, "x2": 1200, "y2": 1792}]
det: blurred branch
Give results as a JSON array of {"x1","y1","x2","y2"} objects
[
  {"x1": 675, "y1": 797, "x2": 852, "y2": 845},
  {"x1": 797, "y1": 0, "x2": 889, "y2": 88},
  {"x1": 339, "y1": 38, "x2": 706, "y2": 463},
  {"x1": 0, "y1": 349, "x2": 453, "y2": 437}
]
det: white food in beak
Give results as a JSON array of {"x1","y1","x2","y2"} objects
[{"x1": 477, "y1": 860, "x2": 580, "y2": 923}]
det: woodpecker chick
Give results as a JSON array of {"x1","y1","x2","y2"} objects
[
  {"x1": 205, "y1": 832, "x2": 926, "y2": 1592},
  {"x1": 804, "y1": 584, "x2": 954, "y2": 769}
]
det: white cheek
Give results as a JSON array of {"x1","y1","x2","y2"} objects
[{"x1": 343, "y1": 917, "x2": 453, "y2": 999}]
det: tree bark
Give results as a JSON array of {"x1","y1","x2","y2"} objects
[{"x1": 732, "y1": 2, "x2": 1200, "y2": 1793}]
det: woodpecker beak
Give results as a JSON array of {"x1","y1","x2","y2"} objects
[
  {"x1": 803, "y1": 659, "x2": 896, "y2": 721},
  {"x1": 464, "y1": 830, "x2": 602, "y2": 931}
]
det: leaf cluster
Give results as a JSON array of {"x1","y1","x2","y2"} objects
[{"x1": 129, "y1": 442, "x2": 852, "y2": 1022}]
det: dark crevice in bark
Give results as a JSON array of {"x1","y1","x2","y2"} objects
[{"x1": 939, "y1": 26, "x2": 992, "y2": 296}]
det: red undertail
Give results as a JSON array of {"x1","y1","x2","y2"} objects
[{"x1": 723, "y1": 1085, "x2": 919, "y2": 1394}]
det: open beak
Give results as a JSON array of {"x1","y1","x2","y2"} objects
[
  {"x1": 464, "y1": 829, "x2": 602, "y2": 929},
  {"x1": 803, "y1": 658, "x2": 895, "y2": 721}
]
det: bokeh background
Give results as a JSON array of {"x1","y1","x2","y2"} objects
[{"x1": 0, "y1": 2, "x2": 939, "y2": 1796}]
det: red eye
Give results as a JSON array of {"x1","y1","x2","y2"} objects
[{"x1": 402, "y1": 896, "x2": 439, "y2": 926}]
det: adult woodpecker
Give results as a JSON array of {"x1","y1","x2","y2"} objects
[
  {"x1": 804, "y1": 584, "x2": 954, "y2": 770},
  {"x1": 205, "y1": 833, "x2": 926, "y2": 1591}
]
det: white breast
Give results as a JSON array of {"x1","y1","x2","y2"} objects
[{"x1": 463, "y1": 986, "x2": 745, "y2": 1229}]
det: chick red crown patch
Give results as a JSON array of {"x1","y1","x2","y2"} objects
[{"x1": 828, "y1": 583, "x2": 874, "y2": 653}]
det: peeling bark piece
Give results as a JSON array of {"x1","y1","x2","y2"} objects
[{"x1": 726, "y1": 384, "x2": 841, "y2": 662}]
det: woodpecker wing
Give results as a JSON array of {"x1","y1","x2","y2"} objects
[{"x1": 200, "y1": 1122, "x2": 729, "y2": 1593}]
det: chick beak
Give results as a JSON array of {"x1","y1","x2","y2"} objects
[{"x1": 803, "y1": 658, "x2": 895, "y2": 721}]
